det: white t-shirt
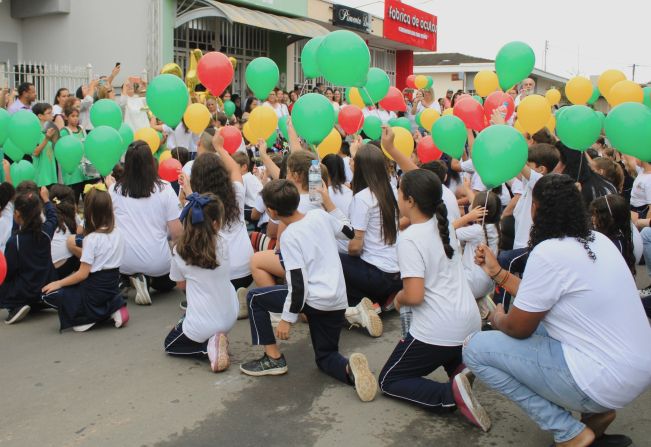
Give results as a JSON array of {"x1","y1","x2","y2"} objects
[
  {"x1": 164, "y1": 123, "x2": 200, "y2": 153},
  {"x1": 170, "y1": 242, "x2": 238, "y2": 342},
  {"x1": 51, "y1": 215, "x2": 82, "y2": 264},
  {"x1": 415, "y1": 100, "x2": 442, "y2": 116},
  {"x1": 110, "y1": 182, "x2": 181, "y2": 277},
  {"x1": 513, "y1": 170, "x2": 543, "y2": 249},
  {"x1": 280, "y1": 209, "x2": 349, "y2": 323},
  {"x1": 298, "y1": 193, "x2": 322, "y2": 214},
  {"x1": 362, "y1": 108, "x2": 396, "y2": 125},
  {"x1": 510, "y1": 178, "x2": 524, "y2": 196},
  {"x1": 182, "y1": 160, "x2": 194, "y2": 179},
  {"x1": 442, "y1": 185, "x2": 461, "y2": 223},
  {"x1": 329, "y1": 185, "x2": 353, "y2": 217},
  {"x1": 630, "y1": 172, "x2": 651, "y2": 207},
  {"x1": 0, "y1": 202, "x2": 14, "y2": 253},
  {"x1": 80, "y1": 228, "x2": 124, "y2": 273},
  {"x1": 342, "y1": 156, "x2": 353, "y2": 184},
  {"x1": 456, "y1": 224, "x2": 499, "y2": 298},
  {"x1": 220, "y1": 182, "x2": 253, "y2": 280},
  {"x1": 253, "y1": 193, "x2": 271, "y2": 227},
  {"x1": 262, "y1": 102, "x2": 289, "y2": 119},
  {"x1": 242, "y1": 172, "x2": 263, "y2": 208},
  {"x1": 631, "y1": 222, "x2": 643, "y2": 263},
  {"x1": 514, "y1": 232, "x2": 651, "y2": 409},
  {"x1": 120, "y1": 95, "x2": 150, "y2": 133},
  {"x1": 398, "y1": 218, "x2": 481, "y2": 346},
  {"x1": 350, "y1": 187, "x2": 399, "y2": 273}
]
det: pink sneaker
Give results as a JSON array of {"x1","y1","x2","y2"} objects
[
  {"x1": 452, "y1": 373, "x2": 491, "y2": 432},
  {"x1": 112, "y1": 306, "x2": 129, "y2": 328},
  {"x1": 208, "y1": 333, "x2": 230, "y2": 373}
]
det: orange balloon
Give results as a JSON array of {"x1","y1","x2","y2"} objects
[
  {"x1": 598, "y1": 69, "x2": 626, "y2": 100},
  {"x1": 348, "y1": 87, "x2": 366, "y2": 108},
  {"x1": 565, "y1": 76, "x2": 593, "y2": 105},
  {"x1": 517, "y1": 95, "x2": 551, "y2": 134},
  {"x1": 608, "y1": 80, "x2": 643, "y2": 106},
  {"x1": 134, "y1": 127, "x2": 160, "y2": 154},
  {"x1": 317, "y1": 128, "x2": 341, "y2": 159},
  {"x1": 442, "y1": 108, "x2": 454, "y2": 116},
  {"x1": 159, "y1": 150, "x2": 172, "y2": 162},
  {"x1": 414, "y1": 75, "x2": 428, "y2": 89},
  {"x1": 545, "y1": 88, "x2": 561, "y2": 106}
]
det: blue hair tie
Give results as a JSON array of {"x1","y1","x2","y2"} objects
[{"x1": 179, "y1": 193, "x2": 212, "y2": 225}]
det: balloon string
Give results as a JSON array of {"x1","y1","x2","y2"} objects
[
  {"x1": 577, "y1": 154, "x2": 584, "y2": 183},
  {"x1": 481, "y1": 188, "x2": 490, "y2": 244},
  {"x1": 298, "y1": 79, "x2": 309, "y2": 98}
]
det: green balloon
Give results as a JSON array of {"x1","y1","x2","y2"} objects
[
  {"x1": 301, "y1": 36, "x2": 324, "y2": 79},
  {"x1": 362, "y1": 116, "x2": 382, "y2": 140},
  {"x1": 643, "y1": 86, "x2": 651, "y2": 109},
  {"x1": 472, "y1": 95, "x2": 484, "y2": 105},
  {"x1": 246, "y1": 57, "x2": 279, "y2": 100},
  {"x1": 266, "y1": 131, "x2": 278, "y2": 148},
  {"x1": 316, "y1": 30, "x2": 370, "y2": 87},
  {"x1": 278, "y1": 115, "x2": 289, "y2": 140},
  {"x1": 473, "y1": 125, "x2": 528, "y2": 189},
  {"x1": 84, "y1": 126, "x2": 123, "y2": 176},
  {"x1": 54, "y1": 135, "x2": 84, "y2": 174},
  {"x1": 3, "y1": 139, "x2": 24, "y2": 162},
  {"x1": 146, "y1": 74, "x2": 189, "y2": 127},
  {"x1": 10, "y1": 160, "x2": 36, "y2": 185},
  {"x1": 394, "y1": 117, "x2": 411, "y2": 132},
  {"x1": 291, "y1": 93, "x2": 335, "y2": 144},
  {"x1": 556, "y1": 105, "x2": 601, "y2": 151},
  {"x1": 90, "y1": 99, "x2": 122, "y2": 130},
  {"x1": 388, "y1": 118, "x2": 399, "y2": 127},
  {"x1": 595, "y1": 111, "x2": 606, "y2": 129},
  {"x1": 415, "y1": 111, "x2": 423, "y2": 128},
  {"x1": 0, "y1": 108, "x2": 9, "y2": 146},
  {"x1": 364, "y1": 68, "x2": 390, "y2": 104},
  {"x1": 362, "y1": 138, "x2": 371, "y2": 144},
  {"x1": 346, "y1": 88, "x2": 373, "y2": 106},
  {"x1": 587, "y1": 86, "x2": 600, "y2": 105},
  {"x1": 118, "y1": 123, "x2": 134, "y2": 153},
  {"x1": 8, "y1": 109, "x2": 41, "y2": 155},
  {"x1": 223, "y1": 100, "x2": 236, "y2": 118},
  {"x1": 431, "y1": 115, "x2": 467, "y2": 159},
  {"x1": 495, "y1": 41, "x2": 535, "y2": 91},
  {"x1": 604, "y1": 102, "x2": 651, "y2": 161},
  {"x1": 425, "y1": 76, "x2": 434, "y2": 89}
]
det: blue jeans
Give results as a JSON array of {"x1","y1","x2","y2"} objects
[{"x1": 463, "y1": 325, "x2": 610, "y2": 443}]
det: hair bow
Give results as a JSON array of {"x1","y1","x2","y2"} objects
[
  {"x1": 83, "y1": 183, "x2": 107, "y2": 194},
  {"x1": 179, "y1": 192, "x2": 212, "y2": 225}
]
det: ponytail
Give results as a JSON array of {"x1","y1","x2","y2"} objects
[{"x1": 435, "y1": 200, "x2": 454, "y2": 259}]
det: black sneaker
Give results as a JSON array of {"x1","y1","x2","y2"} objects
[
  {"x1": 240, "y1": 353, "x2": 288, "y2": 376},
  {"x1": 5, "y1": 305, "x2": 31, "y2": 325},
  {"x1": 180, "y1": 300, "x2": 187, "y2": 311}
]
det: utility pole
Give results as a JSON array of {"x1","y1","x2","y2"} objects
[
  {"x1": 632, "y1": 64, "x2": 637, "y2": 82},
  {"x1": 543, "y1": 40, "x2": 549, "y2": 72}
]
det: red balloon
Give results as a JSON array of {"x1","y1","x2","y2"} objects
[
  {"x1": 338, "y1": 105, "x2": 364, "y2": 135},
  {"x1": 406, "y1": 75, "x2": 416, "y2": 89},
  {"x1": 416, "y1": 135, "x2": 442, "y2": 163},
  {"x1": 484, "y1": 91, "x2": 515, "y2": 122},
  {"x1": 454, "y1": 98, "x2": 485, "y2": 132},
  {"x1": 220, "y1": 126, "x2": 243, "y2": 154},
  {"x1": 0, "y1": 250, "x2": 6, "y2": 285},
  {"x1": 197, "y1": 52, "x2": 234, "y2": 96},
  {"x1": 159, "y1": 158, "x2": 183, "y2": 182},
  {"x1": 379, "y1": 86, "x2": 407, "y2": 112}
]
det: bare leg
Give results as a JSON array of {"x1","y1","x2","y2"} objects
[
  {"x1": 581, "y1": 411, "x2": 616, "y2": 439},
  {"x1": 250, "y1": 250, "x2": 285, "y2": 287},
  {"x1": 555, "y1": 427, "x2": 595, "y2": 447}
]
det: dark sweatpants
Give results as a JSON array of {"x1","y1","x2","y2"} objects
[
  {"x1": 246, "y1": 285, "x2": 350, "y2": 384},
  {"x1": 164, "y1": 319, "x2": 208, "y2": 358},
  {"x1": 379, "y1": 334, "x2": 461, "y2": 411},
  {"x1": 338, "y1": 253, "x2": 402, "y2": 307}
]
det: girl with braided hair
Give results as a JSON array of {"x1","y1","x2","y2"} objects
[
  {"x1": 378, "y1": 169, "x2": 488, "y2": 432},
  {"x1": 464, "y1": 174, "x2": 651, "y2": 447}
]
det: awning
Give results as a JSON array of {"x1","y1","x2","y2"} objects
[{"x1": 175, "y1": 1, "x2": 330, "y2": 39}]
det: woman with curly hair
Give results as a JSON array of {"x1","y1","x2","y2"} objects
[{"x1": 463, "y1": 174, "x2": 651, "y2": 447}]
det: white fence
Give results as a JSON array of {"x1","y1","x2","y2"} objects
[{"x1": 0, "y1": 61, "x2": 92, "y2": 104}]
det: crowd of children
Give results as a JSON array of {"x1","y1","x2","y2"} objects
[{"x1": 1, "y1": 75, "x2": 650, "y2": 447}]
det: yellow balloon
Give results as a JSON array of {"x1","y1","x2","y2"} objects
[
  {"x1": 160, "y1": 62, "x2": 183, "y2": 79},
  {"x1": 565, "y1": 76, "x2": 593, "y2": 105},
  {"x1": 420, "y1": 108, "x2": 440, "y2": 131},
  {"x1": 317, "y1": 128, "x2": 342, "y2": 159},
  {"x1": 514, "y1": 119, "x2": 526, "y2": 135},
  {"x1": 134, "y1": 127, "x2": 160, "y2": 154},
  {"x1": 518, "y1": 95, "x2": 551, "y2": 134},
  {"x1": 442, "y1": 107, "x2": 454, "y2": 116},
  {"x1": 242, "y1": 122, "x2": 256, "y2": 144},
  {"x1": 348, "y1": 87, "x2": 366, "y2": 108},
  {"x1": 382, "y1": 126, "x2": 414, "y2": 161},
  {"x1": 545, "y1": 88, "x2": 561, "y2": 106},
  {"x1": 414, "y1": 75, "x2": 428, "y2": 90},
  {"x1": 598, "y1": 69, "x2": 626, "y2": 100},
  {"x1": 183, "y1": 103, "x2": 211, "y2": 134},
  {"x1": 474, "y1": 70, "x2": 500, "y2": 97},
  {"x1": 229, "y1": 57, "x2": 237, "y2": 70},
  {"x1": 248, "y1": 105, "x2": 278, "y2": 141},
  {"x1": 546, "y1": 114, "x2": 556, "y2": 133},
  {"x1": 608, "y1": 80, "x2": 643, "y2": 106},
  {"x1": 159, "y1": 150, "x2": 173, "y2": 162}
]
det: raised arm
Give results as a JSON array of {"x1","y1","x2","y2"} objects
[
  {"x1": 257, "y1": 139, "x2": 280, "y2": 180},
  {"x1": 380, "y1": 125, "x2": 418, "y2": 172},
  {"x1": 213, "y1": 131, "x2": 242, "y2": 184},
  {"x1": 286, "y1": 117, "x2": 304, "y2": 153}
]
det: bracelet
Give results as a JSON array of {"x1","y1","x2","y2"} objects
[
  {"x1": 497, "y1": 270, "x2": 510, "y2": 288},
  {"x1": 490, "y1": 268, "x2": 504, "y2": 280}
]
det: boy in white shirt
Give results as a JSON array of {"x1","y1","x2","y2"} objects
[
  {"x1": 630, "y1": 160, "x2": 651, "y2": 219},
  {"x1": 240, "y1": 180, "x2": 378, "y2": 402},
  {"x1": 231, "y1": 151, "x2": 263, "y2": 223}
]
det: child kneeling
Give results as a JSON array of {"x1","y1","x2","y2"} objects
[
  {"x1": 240, "y1": 180, "x2": 377, "y2": 402},
  {"x1": 42, "y1": 186, "x2": 129, "y2": 332},
  {"x1": 163, "y1": 193, "x2": 237, "y2": 373}
]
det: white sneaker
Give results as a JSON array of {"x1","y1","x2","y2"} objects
[
  {"x1": 476, "y1": 295, "x2": 496, "y2": 320},
  {"x1": 72, "y1": 322, "x2": 95, "y2": 332},
  {"x1": 130, "y1": 274, "x2": 151, "y2": 305},
  {"x1": 237, "y1": 287, "x2": 249, "y2": 320},
  {"x1": 346, "y1": 298, "x2": 383, "y2": 338},
  {"x1": 348, "y1": 353, "x2": 378, "y2": 402},
  {"x1": 639, "y1": 286, "x2": 651, "y2": 299},
  {"x1": 111, "y1": 306, "x2": 130, "y2": 328},
  {"x1": 207, "y1": 333, "x2": 230, "y2": 373}
]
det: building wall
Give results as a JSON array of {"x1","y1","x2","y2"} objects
[
  {"x1": 19, "y1": 0, "x2": 151, "y2": 84},
  {"x1": 0, "y1": 0, "x2": 23, "y2": 63}
]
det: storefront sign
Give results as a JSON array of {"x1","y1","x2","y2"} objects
[
  {"x1": 332, "y1": 4, "x2": 371, "y2": 33},
  {"x1": 383, "y1": 0, "x2": 437, "y2": 51},
  {"x1": 229, "y1": 0, "x2": 308, "y2": 18}
]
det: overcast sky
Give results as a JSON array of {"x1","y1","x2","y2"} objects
[{"x1": 338, "y1": 0, "x2": 651, "y2": 84}]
